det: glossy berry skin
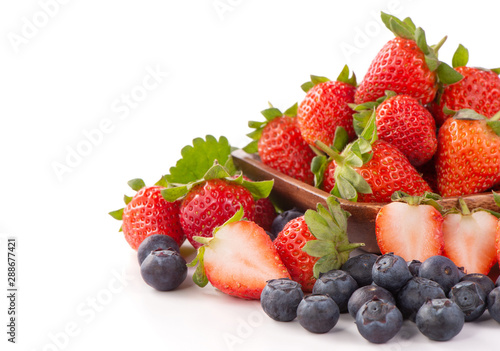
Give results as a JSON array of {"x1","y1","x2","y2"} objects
[
  {"x1": 416, "y1": 298, "x2": 464, "y2": 341},
  {"x1": 254, "y1": 197, "x2": 276, "y2": 232},
  {"x1": 375, "y1": 95, "x2": 437, "y2": 166},
  {"x1": 372, "y1": 253, "x2": 412, "y2": 293},
  {"x1": 408, "y1": 260, "x2": 422, "y2": 277},
  {"x1": 140, "y1": 249, "x2": 187, "y2": 291},
  {"x1": 487, "y1": 287, "x2": 500, "y2": 323},
  {"x1": 298, "y1": 80, "x2": 356, "y2": 147},
  {"x1": 449, "y1": 281, "x2": 486, "y2": 322},
  {"x1": 322, "y1": 140, "x2": 432, "y2": 203},
  {"x1": 348, "y1": 285, "x2": 396, "y2": 319},
  {"x1": 312, "y1": 270, "x2": 358, "y2": 313},
  {"x1": 436, "y1": 118, "x2": 500, "y2": 197},
  {"x1": 274, "y1": 216, "x2": 318, "y2": 292},
  {"x1": 428, "y1": 66, "x2": 500, "y2": 126},
  {"x1": 355, "y1": 37, "x2": 437, "y2": 105},
  {"x1": 122, "y1": 186, "x2": 185, "y2": 250},
  {"x1": 180, "y1": 179, "x2": 255, "y2": 249},
  {"x1": 341, "y1": 253, "x2": 379, "y2": 287},
  {"x1": 460, "y1": 273, "x2": 495, "y2": 297},
  {"x1": 137, "y1": 233, "x2": 180, "y2": 265},
  {"x1": 396, "y1": 277, "x2": 446, "y2": 321},
  {"x1": 297, "y1": 294, "x2": 340, "y2": 334},
  {"x1": 258, "y1": 116, "x2": 316, "y2": 185},
  {"x1": 355, "y1": 298, "x2": 403, "y2": 344},
  {"x1": 261, "y1": 278, "x2": 304, "y2": 322},
  {"x1": 270, "y1": 208, "x2": 303, "y2": 237},
  {"x1": 419, "y1": 255, "x2": 460, "y2": 295}
]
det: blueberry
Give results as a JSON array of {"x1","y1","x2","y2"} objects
[
  {"x1": 355, "y1": 297, "x2": 403, "y2": 344},
  {"x1": 460, "y1": 273, "x2": 495, "y2": 297},
  {"x1": 137, "y1": 234, "x2": 180, "y2": 265},
  {"x1": 348, "y1": 285, "x2": 396, "y2": 318},
  {"x1": 457, "y1": 266, "x2": 467, "y2": 279},
  {"x1": 419, "y1": 255, "x2": 460, "y2": 294},
  {"x1": 397, "y1": 277, "x2": 446, "y2": 321},
  {"x1": 407, "y1": 260, "x2": 422, "y2": 277},
  {"x1": 416, "y1": 298, "x2": 464, "y2": 341},
  {"x1": 449, "y1": 281, "x2": 486, "y2": 322},
  {"x1": 297, "y1": 294, "x2": 340, "y2": 333},
  {"x1": 261, "y1": 278, "x2": 304, "y2": 322},
  {"x1": 341, "y1": 253, "x2": 378, "y2": 287},
  {"x1": 372, "y1": 253, "x2": 412, "y2": 293},
  {"x1": 271, "y1": 208, "x2": 303, "y2": 237},
  {"x1": 312, "y1": 270, "x2": 358, "y2": 313},
  {"x1": 496, "y1": 275, "x2": 500, "y2": 287},
  {"x1": 487, "y1": 287, "x2": 500, "y2": 323},
  {"x1": 140, "y1": 249, "x2": 187, "y2": 291}
]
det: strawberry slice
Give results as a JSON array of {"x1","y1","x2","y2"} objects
[
  {"x1": 443, "y1": 198, "x2": 499, "y2": 275},
  {"x1": 375, "y1": 192, "x2": 444, "y2": 262},
  {"x1": 189, "y1": 207, "x2": 290, "y2": 300}
]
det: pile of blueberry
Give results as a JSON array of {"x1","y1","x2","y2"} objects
[{"x1": 261, "y1": 252, "x2": 500, "y2": 343}]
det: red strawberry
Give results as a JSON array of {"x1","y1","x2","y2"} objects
[
  {"x1": 189, "y1": 208, "x2": 290, "y2": 300},
  {"x1": 254, "y1": 197, "x2": 276, "y2": 232},
  {"x1": 435, "y1": 110, "x2": 500, "y2": 197},
  {"x1": 355, "y1": 13, "x2": 462, "y2": 105},
  {"x1": 319, "y1": 139, "x2": 432, "y2": 203},
  {"x1": 354, "y1": 92, "x2": 438, "y2": 166},
  {"x1": 375, "y1": 192, "x2": 444, "y2": 262},
  {"x1": 274, "y1": 197, "x2": 364, "y2": 292},
  {"x1": 428, "y1": 44, "x2": 500, "y2": 126},
  {"x1": 244, "y1": 104, "x2": 316, "y2": 185},
  {"x1": 109, "y1": 179, "x2": 185, "y2": 250},
  {"x1": 442, "y1": 198, "x2": 498, "y2": 275},
  {"x1": 297, "y1": 65, "x2": 357, "y2": 146}
]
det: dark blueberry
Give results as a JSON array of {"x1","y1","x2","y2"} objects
[
  {"x1": 261, "y1": 278, "x2": 304, "y2": 322},
  {"x1": 488, "y1": 287, "x2": 500, "y2": 323},
  {"x1": 341, "y1": 253, "x2": 378, "y2": 287},
  {"x1": 407, "y1": 260, "x2": 422, "y2": 277},
  {"x1": 140, "y1": 249, "x2": 187, "y2": 291},
  {"x1": 297, "y1": 294, "x2": 340, "y2": 333},
  {"x1": 457, "y1": 266, "x2": 467, "y2": 279},
  {"x1": 355, "y1": 297, "x2": 403, "y2": 344},
  {"x1": 397, "y1": 277, "x2": 446, "y2": 322},
  {"x1": 312, "y1": 270, "x2": 358, "y2": 313},
  {"x1": 137, "y1": 234, "x2": 180, "y2": 265},
  {"x1": 270, "y1": 208, "x2": 303, "y2": 236},
  {"x1": 372, "y1": 253, "x2": 412, "y2": 293},
  {"x1": 449, "y1": 281, "x2": 486, "y2": 322},
  {"x1": 416, "y1": 298, "x2": 464, "y2": 341},
  {"x1": 460, "y1": 273, "x2": 495, "y2": 297},
  {"x1": 419, "y1": 255, "x2": 460, "y2": 294},
  {"x1": 348, "y1": 285, "x2": 396, "y2": 319},
  {"x1": 496, "y1": 275, "x2": 500, "y2": 287},
  {"x1": 265, "y1": 231, "x2": 277, "y2": 241}
]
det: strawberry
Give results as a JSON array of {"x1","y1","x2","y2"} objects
[
  {"x1": 254, "y1": 197, "x2": 277, "y2": 232},
  {"x1": 375, "y1": 191, "x2": 444, "y2": 262},
  {"x1": 442, "y1": 198, "x2": 499, "y2": 275},
  {"x1": 297, "y1": 65, "x2": 357, "y2": 146},
  {"x1": 274, "y1": 196, "x2": 364, "y2": 292},
  {"x1": 355, "y1": 13, "x2": 462, "y2": 105},
  {"x1": 109, "y1": 179, "x2": 185, "y2": 250},
  {"x1": 435, "y1": 109, "x2": 500, "y2": 197},
  {"x1": 428, "y1": 44, "x2": 500, "y2": 126},
  {"x1": 244, "y1": 103, "x2": 316, "y2": 185},
  {"x1": 353, "y1": 91, "x2": 438, "y2": 166},
  {"x1": 188, "y1": 208, "x2": 290, "y2": 300},
  {"x1": 313, "y1": 115, "x2": 432, "y2": 202}
]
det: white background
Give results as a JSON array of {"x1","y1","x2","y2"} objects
[{"x1": 1, "y1": 0, "x2": 499, "y2": 350}]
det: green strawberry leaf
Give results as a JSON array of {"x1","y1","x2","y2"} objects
[
  {"x1": 304, "y1": 209, "x2": 335, "y2": 241},
  {"x1": 311, "y1": 155, "x2": 328, "y2": 188},
  {"x1": 332, "y1": 126, "x2": 350, "y2": 153},
  {"x1": 437, "y1": 62, "x2": 464, "y2": 85},
  {"x1": 161, "y1": 185, "x2": 190, "y2": 202},
  {"x1": 166, "y1": 135, "x2": 232, "y2": 184},
  {"x1": 283, "y1": 103, "x2": 298, "y2": 117},
  {"x1": 493, "y1": 191, "x2": 500, "y2": 207},
  {"x1": 109, "y1": 208, "x2": 124, "y2": 220},
  {"x1": 189, "y1": 246, "x2": 209, "y2": 287},
  {"x1": 123, "y1": 195, "x2": 133, "y2": 205},
  {"x1": 242, "y1": 140, "x2": 258, "y2": 154},
  {"x1": 128, "y1": 178, "x2": 145, "y2": 191},
  {"x1": 336, "y1": 65, "x2": 357, "y2": 87},
  {"x1": 241, "y1": 178, "x2": 274, "y2": 200},
  {"x1": 454, "y1": 109, "x2": 487, "y2": 120},
  {"x1": 203, "y1": 162, "x2": 231, "y2": 180},
  {"x1": 487, "y1": 120, "x2": 500, "y2": 136},
  {"x1": 452, "y1": 44, "x2": 469, "y2": 68},
  {"x1": 312, "y1": 253, "x2": 340, "y2": 278},
  {"x1": 311, "y1": 75, "x2": 330, "y2": 86},
  {"x1": 302, "y1": 240, "x2": 336, "y2": 258},
  {"x1": 261, "y1": 107, "x2": 283, "y2": 121}
]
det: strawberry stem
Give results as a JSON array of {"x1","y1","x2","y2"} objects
[
  {"x1": 432, "y1": 36, "x2": 447, "y2": 54},
  {"x1": 458, "y1": 198, "x2": 471, "y2": 216}
]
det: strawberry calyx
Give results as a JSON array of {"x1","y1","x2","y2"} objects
[
  {"x1": 451, "y1": 109, "x2": 500, "y2": 136},
  {"x1": 301, "y1": 196, "x2": 365, "y2": 278},
  {"x1": 243, "y1": 103, "x2": 298, "y2": 154},
  {"x1": 187, "y1": 206, "x2": 246, "y2": 287},
  {"x1": 380, "y1": 12, "x2": 462, "y2": 86},
  {"x1": 445, "y1": 196, "x2": 500, "y2": 219},
  {"x1": 351, "y1": 90, "x2": 397, "y2": 135},
  {"x1": 300, "y1": 65, "x2": 356, "y2": 93},
  {"x1": 108, "y1": 178, "x2": 149, "y2": 227},
  {"x1": 390, "y1": 191, "x2": 443, "y2": 211}
]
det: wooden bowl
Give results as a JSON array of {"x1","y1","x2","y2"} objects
[{"x1": 232, "y1": 149, "x2": 499, "y2": 253}]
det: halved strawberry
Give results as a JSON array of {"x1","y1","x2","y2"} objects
[
  {"x1": 375, "y1": 191, "x2": 444, "y2": 262},
  {"x1": 188, "y1": 208, "x2": 290, "y2": 300},
  {"x1": 442, "y1": 198, "x2": 498, "y2": 275}
]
